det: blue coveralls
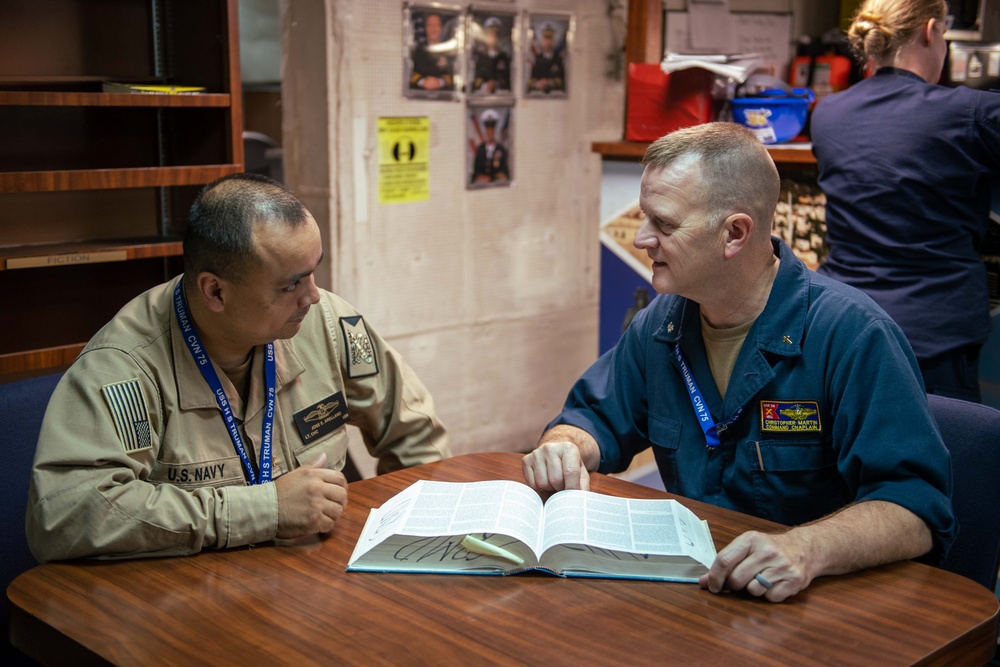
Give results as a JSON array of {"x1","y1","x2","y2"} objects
[{"x1": 550, "y1": 239, "x2": 956, "y2": 560}]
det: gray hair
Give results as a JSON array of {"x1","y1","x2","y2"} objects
[{"x1": 643, "y1": 122, "x2": 779, "y2": 234}]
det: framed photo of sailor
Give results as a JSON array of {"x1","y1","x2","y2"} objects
[
  {"x1": 524, "y1": 12, "x2": 572, "y2": 98},
  {"x1": 404, "y1": 3, "x2": 463, "y2": 100},
  {"x1": 467, "y1": 8, "x2": 516, "y2": 98},
  {"x1": 467, "y1": 103, "x2": 514, "y2": 189}
]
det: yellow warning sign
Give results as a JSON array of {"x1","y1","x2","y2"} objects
[{"x1": 377, "y1": 117, "x2": 430, "y2": 204}]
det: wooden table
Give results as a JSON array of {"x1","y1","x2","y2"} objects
[{"x1": 8, "y1": 452, "x2": 999, "y2": 666}]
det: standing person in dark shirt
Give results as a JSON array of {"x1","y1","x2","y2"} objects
[{"x1": 811, "y1": 0, "x2": 1000, "y2": 402}]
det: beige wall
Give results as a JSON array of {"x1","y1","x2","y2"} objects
[{"x1": 281, "y1": 0, "x2": 623, "y2": 472}]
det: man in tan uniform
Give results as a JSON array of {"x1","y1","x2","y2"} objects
[{"x1": 27, "y1": 173, "x2": 450, "y2": 561}]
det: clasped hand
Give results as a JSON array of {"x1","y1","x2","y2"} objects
[{"x1": 274, "y1": 452, "x2": 349, "y2": 539}]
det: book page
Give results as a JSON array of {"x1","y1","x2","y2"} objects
[
  {"x1": 351, "y1": 479, "x2": 425, "y2": 556},
  {"x1": 362, "y1": 480, "x2": 545, "y2": 554},
  {"x1": 540, "y1": 491, "x2": 715, "y2": 567},
  {"x1": 439, "y1": 480, "x2": 544, "y2": 552}
]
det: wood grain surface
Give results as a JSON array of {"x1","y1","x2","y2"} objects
[
  {"x1": 8, "y1": 452, "x2": 998, "y2": 666},
  {"x1": 0, "y1": 92, "x2": 232, "y2": 107},
  {"x1": 0, "y1": 165, "x2": 242, "y2": 193}
]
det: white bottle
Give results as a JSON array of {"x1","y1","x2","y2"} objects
[{"x1": 968, "y1": 52, "x2": 983, "y2": 79}]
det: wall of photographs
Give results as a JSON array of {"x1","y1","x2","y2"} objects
[
  {"x1": 403, "y1": 3, "x2": 574, "y2": 190},
  {"x1": 281, "y1": 0, "x2": 623, "y2": 465}
]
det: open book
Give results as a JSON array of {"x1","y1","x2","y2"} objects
[{"x1": 347, "y1": 479, "x2": 717, "y2": 582}]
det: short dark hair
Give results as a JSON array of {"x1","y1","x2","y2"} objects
[{"x1": 183, "y1": 172, "x2": 308, "y2": 281}]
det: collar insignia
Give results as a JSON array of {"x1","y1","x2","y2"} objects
[{"x1": 340, "y1": 316, "x2": 379, "y2": 378}]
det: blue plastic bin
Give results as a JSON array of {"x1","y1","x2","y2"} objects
[{"x1": 730, "y1": 88, "x2": 814, "y2": 144}]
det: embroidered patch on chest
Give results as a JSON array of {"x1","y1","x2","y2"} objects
[
  {"x1": 293, "y1": 392, "x2": 350, "y2": 445},
  {"x1": 760, "y1": 401, "x2": 822, "y2": 432},
  {"x1": 340, "y1": 316, "x2": 379, "y2": 378},
  {"x1": 102, "y1": 378, "x2": 153, "y2": 452}
]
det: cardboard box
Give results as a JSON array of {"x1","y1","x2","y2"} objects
[{"x1": 625, "y1": 64, "x2": 716, "y2": 142}]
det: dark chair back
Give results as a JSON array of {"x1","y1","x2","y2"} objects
[
  {"x1": 1, "y1": 372, "x2": 62, "y2": 664},
  {"x1": 928, "y1": 394, "x2": 1000, "y2": 592}
]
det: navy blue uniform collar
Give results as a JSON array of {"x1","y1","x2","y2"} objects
[
  {"x1": 652, "y1": 237, "x2": 807, "y2": 358},
  {"x1": 872, "y1": 67, "x2": 927, "y2": 83}
]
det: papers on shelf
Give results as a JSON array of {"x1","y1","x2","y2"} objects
[{"x1": 661, "y1": 52, "x2": 770, "y2": 83}]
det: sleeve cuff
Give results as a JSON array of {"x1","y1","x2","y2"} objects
[{"x1": 218, "y1": 483, "x2": 279, "y2": 548}]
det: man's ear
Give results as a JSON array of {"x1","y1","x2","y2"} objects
[
  {"x1": 194, "y1": 272, "x2": 227, "y2": 313},
  {"x1": 722, "y1": 212, "x2": 754, "y2": 260}
]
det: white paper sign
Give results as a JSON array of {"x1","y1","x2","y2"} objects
[{"x1": 665, "y1": 11, "x2": 792, "y2": 80}]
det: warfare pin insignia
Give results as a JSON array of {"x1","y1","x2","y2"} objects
[
  {"x1": 340, "y1": 316, "x2": 379, "y2": 378},
  {"x1": 293, "y1": 392, "x2": 350, "y2": 445}
]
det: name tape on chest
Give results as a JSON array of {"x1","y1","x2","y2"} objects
[
  {"x1": 164, "y1": 462, "x2": 228, "y2": 485},
  {"x1": 340, "y1": 316, "x2": 379, "y2": 378},
  {"x1": 102, "y1": 378, "x2": 153, "y2": 452},
  {"x1": 760, "y1": 400, "x2": 822, "y2": 433},
  {"x1": 294, "y1": 391, "x2": 351, "y2": 445}
]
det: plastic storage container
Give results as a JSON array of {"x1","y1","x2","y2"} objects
[
  {"x1": 730, "y1": 88, "x2": 814, "y2": 144},
  {"x1": 625, "y1": 63, "x2": 718, "y2": 142}
]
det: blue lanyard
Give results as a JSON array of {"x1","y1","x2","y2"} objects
[
  {"x1": 173, "y1": 280, "x2": 275, "y2": 485},
  {"x1": 673, "y1": 343, "x2": 744, "y2": 448}
]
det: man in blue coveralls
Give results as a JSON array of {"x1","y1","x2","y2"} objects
[{"x1": 522, "y1": 122, "x2": 955, "y2": 602}]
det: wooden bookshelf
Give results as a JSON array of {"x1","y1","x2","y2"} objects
[
  {"x1": 0, "y1": 0, "x2": 243, "y2": 379},
  {"x1": 0, "y1": 91, "x2": 232, "y2": 107},
  {"x1": 0, "y1": 345, "x2": 87, "y2": 379},
  {"x1": 0, "y1": 166, "x2": 243, "y2": 193},
  {"x1": 1, "y1": 239, "x2": 184, "y2": 271}
]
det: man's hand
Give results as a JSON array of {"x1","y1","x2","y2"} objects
[
  {"x1": 522, "y1": 425, "x2": 601, "y2": 492},
  {"x1": 523, "y1": 441, "x2": 590, "y2": 491},
  {"x1": 274, "y1": 453, "x2": 349, "y2": 539},
  {"x1": 699, "y1": 501, "x2": 933, "y2": 602},
  {"x1": 699, "y1": 530, "x2": 811, "y2": 603}
]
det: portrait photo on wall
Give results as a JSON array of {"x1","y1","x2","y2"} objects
[
  {"x1": 467, "y1": 9, "x2": 516, "y2": 97},
  {"x1": 467, "y1": 105, "x2": 513, "y2": 189},
  {"x1": 525, "y1": 12, "x2": 571, "y2": 98},
  {"x1": 404, "y1": 3, "x2": 463, "y2": 100}
]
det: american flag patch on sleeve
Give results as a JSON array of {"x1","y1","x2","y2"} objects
[{"x1": 102, "y1": 378, "x2": 153, "y2": 452}]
